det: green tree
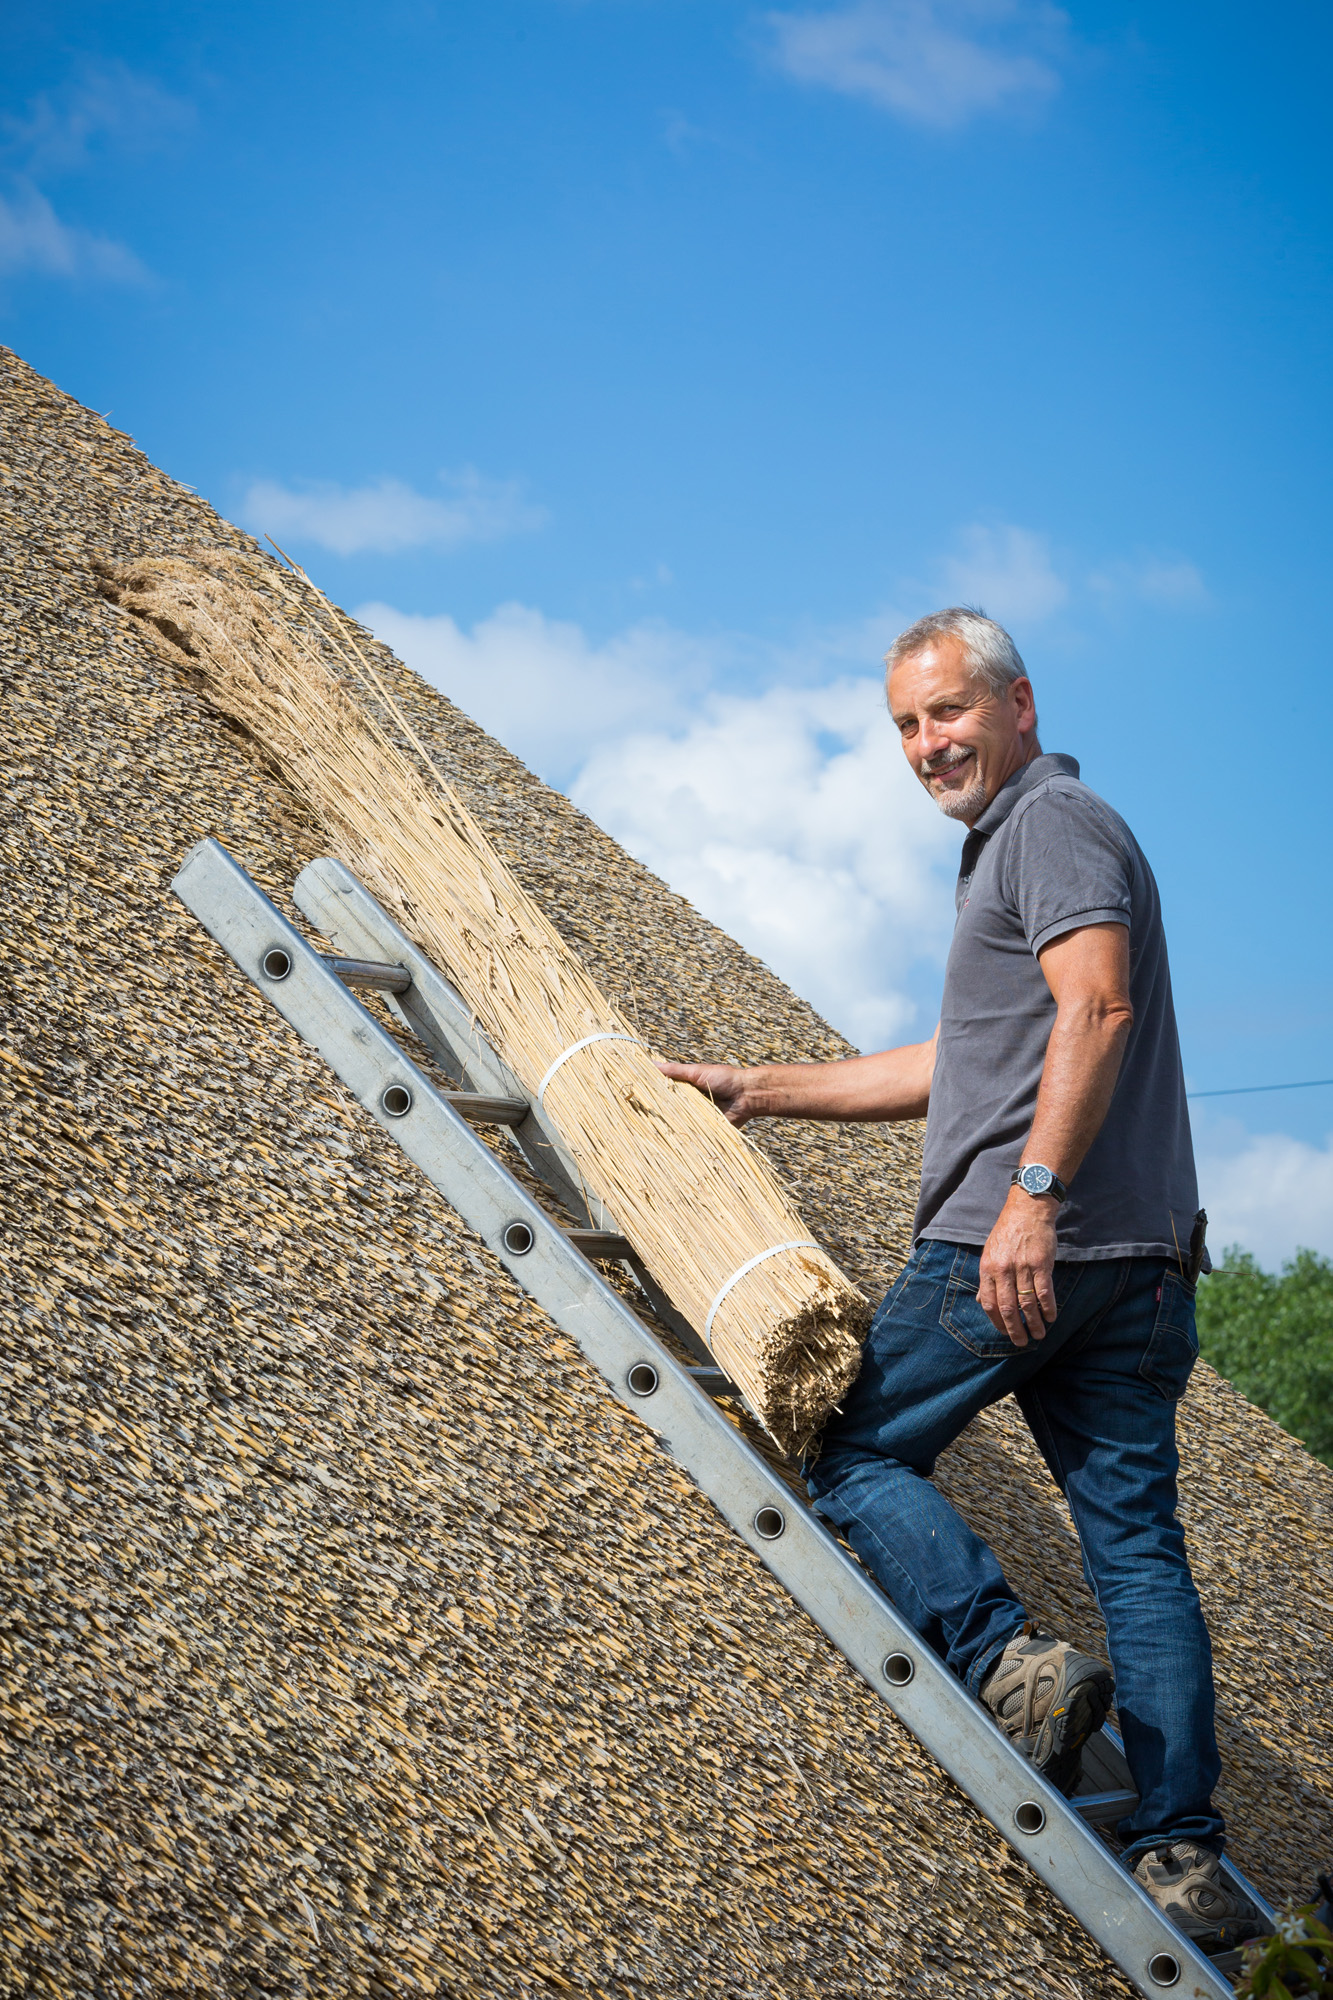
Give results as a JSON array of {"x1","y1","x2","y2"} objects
[
  {"x1": 1236, "y1": 1898, "x2": 1333, "y2": 1998},
  {"x1": 1196, "y1": 1248, "x2": 1333, "y2": 1469}
]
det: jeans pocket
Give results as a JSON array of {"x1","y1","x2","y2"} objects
[
  {"x1": 939, "y1": 1248, "x2": 1017, "y2": 1359},
  {"x1": 1139, "y1": 1269, "x2": 1199, "y2": 1401}
]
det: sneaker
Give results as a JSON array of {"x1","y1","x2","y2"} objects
[
  {"x1": 979, "y1": 1628, "x2": 1114, "y2": 1796},
  {"x1": 1132, "y1": 1842, "x2": 1263, "y2": 1953}
]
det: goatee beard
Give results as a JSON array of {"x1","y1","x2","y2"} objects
[{"x1": 924, "y1": 758, "x2": 987, "y2": 822}]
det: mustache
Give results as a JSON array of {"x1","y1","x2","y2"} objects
[{"x1": 922, "y1": 747, "x2": 976, "y2": 777}]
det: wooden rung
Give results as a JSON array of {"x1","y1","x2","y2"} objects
[
  {"x1": 321, "y1": 953, "x2": 413, "y2": 995},
  {"x1": 565, "y1": 1229, "x2": 632, "y2": 1259},
  {"x1": 444, "y1": 1092, "x2": 530, "y2": 1128},
  {"x1": 1069, "y1": 1788, "x2": 1138, "y2": 1826}
]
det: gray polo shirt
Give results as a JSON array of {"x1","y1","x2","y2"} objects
[{"x1": 915, "y1": 752, "x2": 1202, "y2": 1262}]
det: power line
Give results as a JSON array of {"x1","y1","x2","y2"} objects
[{"x1": 1187, "y1": 1077, "x2": 1333, "y2": 1100}]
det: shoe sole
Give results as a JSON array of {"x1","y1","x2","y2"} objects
[
  {"x1": 1190, "y1": 1922, "x2": 1264, "y2": 1955},
  {"x1": 1020, "y1": 1657, "x2": 1115, "y2": 1797}
]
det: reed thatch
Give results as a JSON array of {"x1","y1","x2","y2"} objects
[
  {"x1": 2, "y1": 343, "x2": 1330, "y2": 2000},
  {"x1": 97, "y1": 549, "x2": 870, "y2": 1456}
]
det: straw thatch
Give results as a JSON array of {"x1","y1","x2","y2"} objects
[
  {"x1": 95, "y1": 550, "x2": 870, "y2": 1456},
  {"x1": 1, "y1": 343, "x2": 1330, "y2": 2000}
]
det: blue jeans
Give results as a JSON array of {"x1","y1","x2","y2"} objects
[{"x1": 806, "y1": 1239, "x2": 1224, "y2": 1859}]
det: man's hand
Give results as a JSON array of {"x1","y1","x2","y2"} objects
[
  {"x1": 657, "y1": 1061, "x2": 761, "y2": 1126},
  {"x1": 978, "y1": 1188, "x2": 1060, "y2": 1347}
]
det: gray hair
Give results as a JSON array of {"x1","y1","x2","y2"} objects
[{"x1": 885, "y1": 606, "x2": 1028, "y2": 696}]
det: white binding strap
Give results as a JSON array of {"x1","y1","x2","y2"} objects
[
  {"x1": 536, "y1": 1032, "x2": 646, "y2": 1112},
  {"x1": 704, "y1": 1239, "x2": 821, "y2": 1345}
]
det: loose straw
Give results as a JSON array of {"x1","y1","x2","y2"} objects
[{"x1": 100, "y1": 551, "x2": 870, "y2": 1454}]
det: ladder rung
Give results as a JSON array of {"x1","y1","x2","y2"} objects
[
  {"x1": 444, "y1": 1091, "x2": 530, "y2": 1128},
  {"x1": 688, "y1": 1365, "x2": 736, "y2": 1393},
  {"x1": 322, "y1": 953, "x2": 413, "y2": 995},
  {"x1": 323, "y1": 960, "x2": 528, "y2": 1129},
  {"x1": 1070, "y1": 1788, "x2": 1139, "y2": 1825},
  {"x1": 565, "y1": 1229, "x2": 632, "y2": 1259}
]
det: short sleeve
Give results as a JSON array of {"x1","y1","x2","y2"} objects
[{"x1": 1004, "y1": 786, "x2": 1133, "y2": 955}]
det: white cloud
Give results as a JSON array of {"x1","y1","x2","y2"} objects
[
  {"x1": 2, "y1": 61, "x2": 194, "y2": 174},
  {"x1": 0, "y1": 62, "x2": 190, "y2": 287},
  {"x1": 1088, "y1": 554, "x2": 1210, "y2": 609},
  {"x1": 365, "y1": 597, "x2": 958, "y2": 1047},
  {"x1": 928, "y1": 523, "x2": 1209, "y2": 628},
  {"x1": 572, "y1": 679, "x2": 960, "y2": 1049},
  {"x1": 764, "y1": 0, "x2": 1068, "y2": 129},
  {"x1": 358, "y1": 601, "x2": 712, "y2": 780},
  {"x1": 0, "y1": 183, "x2": 146, "y2": 283},
  {"x1": 242, "y1": 471, "x2": 546, "y2": 558},
  {"x1": 938, "y1": 521, "x2": 1068, "y2": 622},
  {"x1": 1194, "y1": 1123, "x2": 1333, "y2": 1270}
]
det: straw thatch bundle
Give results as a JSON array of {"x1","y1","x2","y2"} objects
[{"x1": 99, "y1": 551, "x2": 870, "y2": 1453}]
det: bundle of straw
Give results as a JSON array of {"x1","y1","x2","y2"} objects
[{"x1": 102, "y1": 551, "x2": 869, "y2": 1454}]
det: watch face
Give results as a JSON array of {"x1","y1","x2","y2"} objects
[{"x1": 1019, "y1": 1163, "x2": 1055, "y2": 1196}]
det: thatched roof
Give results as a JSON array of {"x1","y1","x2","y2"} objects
[{"x1": 1, "y1": 343, "x2": 1327, "y2": 2000}]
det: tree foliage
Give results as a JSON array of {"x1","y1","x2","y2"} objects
[
  {"x1": 1235, "y1": 1899, "x2": 1333, "y2": 1998},
  {"x1": 1196, "y1": 1248, "x2": 1333, "y2": 1469}
]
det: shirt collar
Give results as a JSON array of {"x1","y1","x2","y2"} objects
[{"x1": 970, "y1": 750, "x2": 1081, "y2": 840}]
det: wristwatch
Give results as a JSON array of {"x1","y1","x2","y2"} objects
[{"x1": 1011, "y1": 1162, "x2": 1068, "y2": 1202}]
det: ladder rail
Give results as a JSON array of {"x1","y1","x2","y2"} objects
[
  {"x1": 294, "y1": 857, "x2": 714, "y2": 1366},
  {"x1": 172, "y1": 838, "x2": 1238, "y2": 2000}
]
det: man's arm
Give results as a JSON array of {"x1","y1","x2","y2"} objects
[
  {"x1": 658, "y1": 1029, "x2": 937, "y2": 1128},
  {"x1": 978, "y1": 920, "x2": 1134, "y2": 1348}
]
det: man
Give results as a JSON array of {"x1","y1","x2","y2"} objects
[{"x1": 661, "y1": 608, "x2": 1256, "y2": 1954}]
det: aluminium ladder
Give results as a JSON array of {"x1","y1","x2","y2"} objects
[{"x1": 173, "y1": 837, "x2": 1274, "y2": 2000}]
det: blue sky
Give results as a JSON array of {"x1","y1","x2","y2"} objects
[{"x1": 4, "y1": 0, "x2": 1330, "y2": 1263}]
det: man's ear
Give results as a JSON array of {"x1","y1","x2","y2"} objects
[{"x1": 1013, "y1": 676, "x2": 1039, "y2": 737}]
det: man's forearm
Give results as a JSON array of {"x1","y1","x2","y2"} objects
[
  {"x1": 1021, "y1": 996, "x2": 1133, "y2": 1184},
  {"x1": 739, "y1": 1039, "x2": 935, "y2": 1122},
  {"x1": 979, "y1": 921, "x2": 1134, "y2": 1348},
  {"x1": 659, "y1": 1031, "x2": 936, "y2": 1126}
]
